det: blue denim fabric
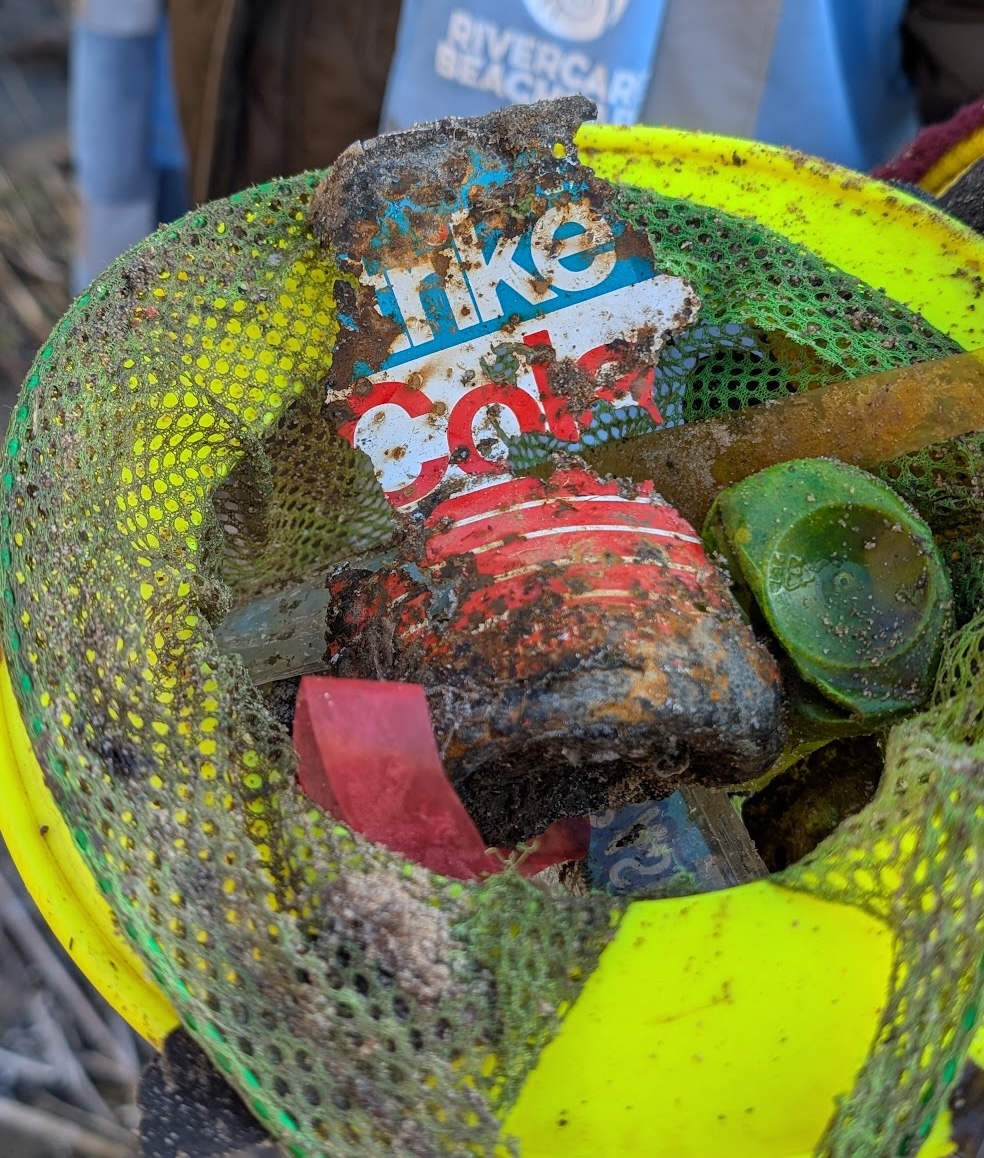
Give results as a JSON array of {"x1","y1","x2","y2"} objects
[
  {"x1": 70, "y1": 14, "x2": 187, "y2": 287},
  {"x1": 755, "y1": 0, "x2": 918, "y2": 172},
  {"x1": 70, "y1": 27, "x2": 158, "y2": 204},
  {"x1": 151, "y1": 15, "x2": 187, "y2": 176}
]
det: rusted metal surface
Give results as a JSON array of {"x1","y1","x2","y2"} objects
[
  {"x1": 312, "y1": 98, "x2": 784, "y2": 844},
  {"x1": 315, "y1": 96, "x2": 698, "y2": 507},
  {"x1": 323, "y1": 468, "x2": 783, "y2": 845}
]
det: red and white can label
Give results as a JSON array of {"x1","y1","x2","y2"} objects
[
  {"x1": 321, "y1": 108, "x2": 699, "y2": 511},
  {"x1": 331, "y1": 264, "x2": 697, "y2": 508}
]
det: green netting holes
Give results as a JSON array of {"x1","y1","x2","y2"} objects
[
  {"x1": 277, "y1": 1110, "x2": 300, "y2": 1132},
  {"x1": 206, "y1": 1022, "x2": 227, "y2": 1044},
  {"x1": 3, "y1": 169, "x2": 978, "y2": 1158}
]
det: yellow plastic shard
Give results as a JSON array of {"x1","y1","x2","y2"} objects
[
  {"x1": 505, "y1": 883, "x2": 957, "y2": 1157},
  {"x1": 575, "y1": 122, "x2": 984, "y2": 354},
  {"x1": 920, "y1": 126, "x2": 984, "y2": 197}
]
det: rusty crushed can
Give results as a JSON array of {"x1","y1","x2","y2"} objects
[{"x1": 312, "y1": 97, "x2": 783, "y2": 844}]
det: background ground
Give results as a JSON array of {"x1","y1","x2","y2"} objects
[
  {"x1": 0, "y1": 2, "x2": 144, "y2": 1155},
  {"x1": 0, "y1": 0, "x2": 73, "y2": 426}
]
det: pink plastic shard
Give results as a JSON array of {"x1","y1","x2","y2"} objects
[{"x1": 293, "y1": 675, "x2": 588, "y2": 880}]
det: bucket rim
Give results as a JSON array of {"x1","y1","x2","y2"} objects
[{"x1": 2, "y1": 123, "x2": 982, "y2": 1154}]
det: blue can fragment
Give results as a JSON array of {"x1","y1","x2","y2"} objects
[{"x1": 588, "y1": 790, "x2": 768, "y2": 896}]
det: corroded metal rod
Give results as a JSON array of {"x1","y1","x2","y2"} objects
[{"x1": 583, "y1": 349, "x2": 984, "y2": 526}]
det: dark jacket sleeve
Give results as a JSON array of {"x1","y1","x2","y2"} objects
[
  {"x1": 903, "y1": 0, "x2": 984, "y2": 124},
  {"x1": 168, "y1": 0, "x2": 401, "y2": 204}
]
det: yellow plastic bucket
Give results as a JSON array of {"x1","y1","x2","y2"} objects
[{"x1": 4, "y1": 124, "x2": 984, "y2": 1156}]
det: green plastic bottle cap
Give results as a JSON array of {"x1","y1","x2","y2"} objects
[{"x1": 703, "y1": 458, "x2": 952, "y2": 719}]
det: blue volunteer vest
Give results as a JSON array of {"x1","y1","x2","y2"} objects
[{"x1": 382, "y1": 0, "x2": 917, "y2": 173}]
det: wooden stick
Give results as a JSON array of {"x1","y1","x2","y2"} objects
[
  {"x1": 0, "y1": 1046, "x2": 59, "y2": 1088},
  {"x1": 0, "y1": 247, "x2": 50, "y2": 342},
  {"x1": 583, "y1": 349, "x2": 984, "y2": 528},
  {"x1": 0, "y1": 869, "x2": 133, "y2": 1068},
  {"x1": 679, "y1": 787, "x2": 768, "y2": 886},
  {"x1": 4, "y1": 238, "x2": 63, "y2": 284},
  {"x1": 78, "y1": 1050, "x2": 140, "y2": 1088},
  {"x1": 0, "y1": 1096, "x2": 134, "y2": 1158},
  {"x1": 36, "y1": 153, "x2": 78, "y2": 237},
  {"x1": 107, "y1": 1009, "x2": 141, "y2": 1076},
  {"x1": 0, "y1": 921, "x2": 31, "y2": 986},
  {"x1": 32, "y1": 1090, "x2": 138, "y2": 1148},
  {"x1": 31, "y1": 992, "x2": 116, "y2": 1120},
  {"x1": 0, "y1": 164, "x2": 49, "y2": 249}
]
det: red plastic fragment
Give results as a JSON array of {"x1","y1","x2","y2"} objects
[{"x1": 293, "y1": 675, "x2": 588, "y2": 880}]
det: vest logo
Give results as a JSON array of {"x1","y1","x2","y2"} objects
[{"x1": 522, "y1": 0, "x2": 633, "y2": 42}]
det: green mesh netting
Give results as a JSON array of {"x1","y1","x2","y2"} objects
[
  {"x1": 1, "y1": 162, "x2": 984, "y2": 1158},
  {"x1": 617, "y1": 185, "x2": 984, "y2": 624}
]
